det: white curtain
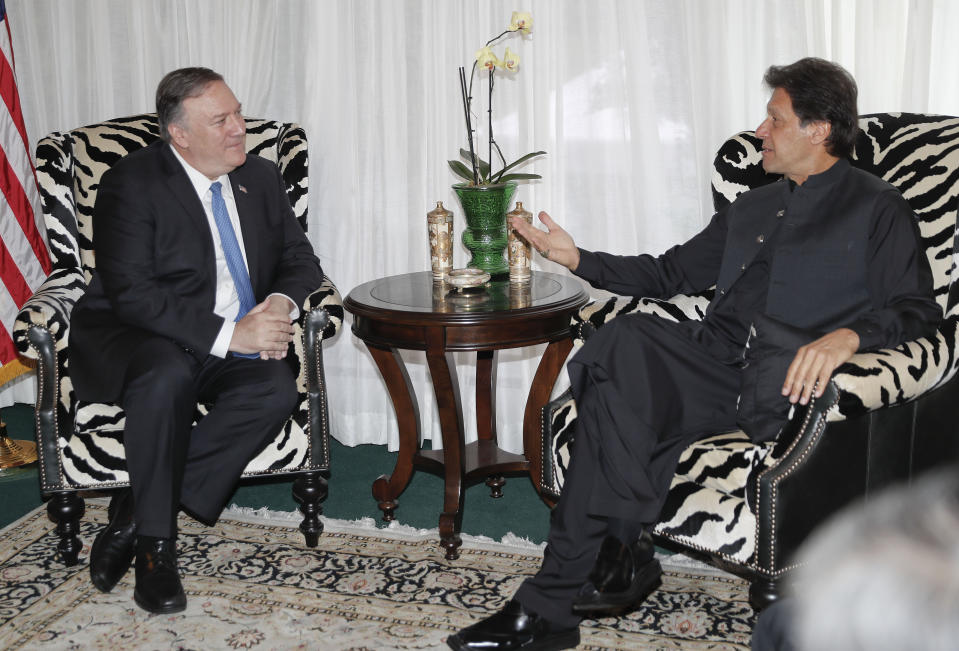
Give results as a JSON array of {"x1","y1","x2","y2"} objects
[{"x1": 6, "y1": 0, "x2": 959, "y2": 452}]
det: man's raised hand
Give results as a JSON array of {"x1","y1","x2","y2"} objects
[{"x1": 509, "y1": 211, "x2": 581, "y2": 271}]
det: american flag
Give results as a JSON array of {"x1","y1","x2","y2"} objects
[{"x1": 0, "y1": 0, "x2": 51, "y2": 378}]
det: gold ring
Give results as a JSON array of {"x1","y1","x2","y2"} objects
[{"x1": 538, "y1": 248, "x2": 550, "y2": 259}]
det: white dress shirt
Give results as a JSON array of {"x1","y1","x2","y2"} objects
[{"x1": 170, "y1": 145, "x2": 297, "y2": 358}]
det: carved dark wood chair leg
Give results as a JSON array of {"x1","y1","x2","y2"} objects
[
  {"x1": 749, "y1": 578, "x2": 781, "y2": 612},
  {"x1": 46, "y1": 492, "x2": 85, "y2": 566},
  {"x1": 293, "y1": 470, "x2": 328, "y2": 547}
]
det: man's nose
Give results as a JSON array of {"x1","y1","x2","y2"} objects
[
  {"x1": 755, "y1": 118, "x2": 769, "y2": 137},
  {"x1": 229, "y1": 114, "x2": 246, "y2": 134}
]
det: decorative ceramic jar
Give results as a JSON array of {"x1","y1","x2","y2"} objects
[
  {"x1": 427, "y1": 201, "x2": 454, "y2": 279},
  {"x1": 507, "y1": 201, "x2": 533, "y2": 283}
]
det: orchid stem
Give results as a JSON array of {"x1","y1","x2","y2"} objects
[
  {"x1": 459, "y1": 66, "x2": 479, "y2": 185},
  {"x1": 488, "y1": 72, "x2": 493, "y2": 179},
  {"x1": 485, "y1": 29, "x2": 511, "y2": 47},
  {"x1": 461, "y1": 26, "x2": 523, "y2": 185}
]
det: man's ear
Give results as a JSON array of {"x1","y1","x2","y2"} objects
[
  {"x1": 168, "y1": 122, "x2": 189, "y2": 149},
  {"x1": 807, "y1": 121, "x2": 832, "y2": 147}
]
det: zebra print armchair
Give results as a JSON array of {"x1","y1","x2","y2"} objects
[
  {"x1": 13, "y1": 114, "x2": 343, "y2": 565},
  {"x1": 540, "y1": 113, "x2": 959, "y2": 609}
]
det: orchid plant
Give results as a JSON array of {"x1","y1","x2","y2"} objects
[{"x1": 449, "y1": 11, "x2": 546, "y2": 187}]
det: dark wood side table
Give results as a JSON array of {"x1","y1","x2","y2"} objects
[{"x1": 344, "y1": 271, "x2": 588, "y2": 559}]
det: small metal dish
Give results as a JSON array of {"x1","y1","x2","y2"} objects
[{"x1": 446, "y1": 268, "x2": 491, "y2": 291}]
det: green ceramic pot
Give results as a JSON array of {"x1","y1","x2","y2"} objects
[{"x1": 453, "y1": 182, "x2": 517, "y2": 277}]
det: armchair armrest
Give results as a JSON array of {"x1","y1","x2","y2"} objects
[
  {"x1": 13, "y1": 267, "x2": 85, "y2": 479},
  {"x1": 572, "y1": 289, "x2": 714, "y2": 343},
  {"x1": 13, "y1": 267, "x2": 86, "y2": 360},
  {"x1": 540, "y1": 387, "x2": 576, "y2": 500},
  {"x1": 301, "y1": 275, "x2": 343, "y2": 342},
  {"x1": 752, "y1": 380, "x2": 849, "y2": 574},
  {"x1": 829, "y1": 316, "x2": 959, "y2": 420},
  {"x1": 294, "y1": 274, "x2": 342, "y2": 471}
]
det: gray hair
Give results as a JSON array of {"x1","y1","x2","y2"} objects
[
  {"x1": 793, "y1": 467, "x2": 959, "y2": 651},
  {"x1": 155, "y1": 67, "x2": 224, "y2": 143}
]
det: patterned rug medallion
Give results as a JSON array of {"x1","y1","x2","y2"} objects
[{"x1": 0, "y1": 502, "x2": 756, "y2": 649}]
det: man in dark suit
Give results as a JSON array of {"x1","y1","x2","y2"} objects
[
  {"x1": 448, "y1": 58, "x2": 940, "y2": 650},
  {"x1": 70, "y1": 67, "x2": 323, "y2": 614}
]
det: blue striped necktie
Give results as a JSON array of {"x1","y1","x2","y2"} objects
[
  {"x1": 210, "y1": 181, "x2": 259, "y2": 359},
  {"x1": 210, "y1": 181, "x2": 256, "y2": 319}
]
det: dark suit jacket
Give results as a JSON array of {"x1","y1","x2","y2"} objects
[{"x1": 70, "y1": 140, "x2": 323, "y2": 402}]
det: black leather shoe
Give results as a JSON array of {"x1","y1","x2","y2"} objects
[
  {"x1": 447, "y1": 599, "x2": 579, "y2": 651},
  {"x1": 133, "y1": 537, "x2": 186, "y2": 614},
  {"x1": 571, "y1": 532, "x2": 662, "y2": 613},
  {"x1": 89, "y1": 489, "x2": 136, "y2": 593}
]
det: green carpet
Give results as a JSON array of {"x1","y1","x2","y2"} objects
[{"x1": 0, "y1": 403, "x2": 551, "y2": 544}]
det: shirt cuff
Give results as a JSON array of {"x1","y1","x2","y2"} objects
[{"x1": 212, "y1": 320, "x2": 235, "y2": 359}]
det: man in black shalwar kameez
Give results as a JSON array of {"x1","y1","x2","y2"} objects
[{"x1": 448, "y1": 58, "x2": 941, "y2": 651}]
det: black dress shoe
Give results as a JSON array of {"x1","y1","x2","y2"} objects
[
  {"x1": 89, "y1": 489, "x2": 136, "y2": 593},
  {"x1": 447, "y1": 599, "x2": 579, "y2": 651},
  {"x1": 571, "y1": 532, "x2": 662, "y2": 613},
  {"x1": 133, "y1": 536, "x2": 186, "y2": 614}
]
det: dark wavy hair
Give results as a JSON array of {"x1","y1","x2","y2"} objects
[
  {"x1": 156, "y1": 67, "x2": 224, "y2": 143},
  {"x1": 764, "y1": 58, "x2": 859, "y2": 159}
]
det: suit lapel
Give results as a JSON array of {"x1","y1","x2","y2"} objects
[
  {"x1": 158, "y1": 143, "x2": 218, "y2": 282},
  {"x1": 159, "y1": 144, "x2": 214, "y2": 237}
]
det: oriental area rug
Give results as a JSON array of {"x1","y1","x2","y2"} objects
[{"x1": 0, "y1": 501, "x2": 756, "y2": 649}]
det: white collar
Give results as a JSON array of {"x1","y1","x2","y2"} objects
[{"x1": 169, "y1": 143, "x2": 231, "y2": 198}]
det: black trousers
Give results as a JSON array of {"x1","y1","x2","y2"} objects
[
  {"x1": 516, "y1": 313, "x2": 742, "y2": 627},
  {"x1": 751, "y1": 598, "x2": 797, "y2": 651},
  {"x1": 119, "y1": 336, "x2": 297, "y2": 538}
]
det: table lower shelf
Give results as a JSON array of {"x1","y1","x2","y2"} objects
[
  {"x1": 414, "y1": 439, "x2": 530, "y2": 482},
  {"x1": 374, "y1": 439, "x2": 533, "y2": 559}
]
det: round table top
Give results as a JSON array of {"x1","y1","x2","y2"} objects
[{"x1": 344, "y1": 271, "x2": 588, "y2": 324}]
